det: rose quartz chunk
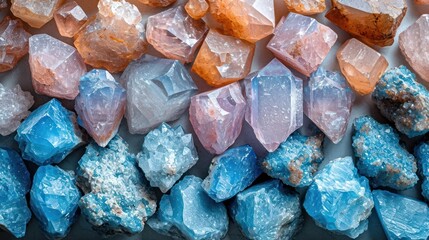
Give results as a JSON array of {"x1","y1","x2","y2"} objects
[
  {"x1": 54, "y1": 1, "x2": 88, "y2": 38},
  {"x1": 185, "y1": 0, "x2": 209, "y2": 19},
  {"x1": 11, "y1": 0, "x2": 64, "y2": 28}
]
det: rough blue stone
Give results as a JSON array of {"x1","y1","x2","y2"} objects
[
  {"x1": 415, "y1": 142, "x2": 429, "y2": 201},
  {"x1": 202, "y1": 145, "x2": 261, "y2": 202},
  {"x1": 303, "y1": 157, "x2": 374, "y2": 239},
  {"x1": 260, "y1": 131, "x2": 324, "y2": 187},
  {"x1": 0, "y1": 148, "x2": 31, "y2": 238},
  {"x1": 352, "y1": 116, "x2": 418, "y2": 190},
  {"x1": 373, "y1": 190, "x2": 429, "y2": 240},
  {"x1": 372, "y1": 65, "x2": 429, "y2": 137},
  {"x1": 76, "y1": 135, "x2": 157, "y2": 235},
  {"x1": 15, "y1": 98, "x2": 83, "y2": 165},
  {"x1": 228, "y1": 180, "x2": 302, "y2": 240},
  {"x1": 148, "y1": 175, "x2": 229, "y2": 240},
  {"x1": 30, "y1": 165, "x2": 81, "y2": 239}
]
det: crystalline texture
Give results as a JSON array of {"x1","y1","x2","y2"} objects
[
  {"x1": 11, "y1": 0, "x2": 64, "y2": 28},
  {"x1": 54, "y1": 1, "x2": 88, "y2": 38},
  {"x1": 415, "y1": 142, "x2": 429, "y2": 201},
  {"x1": 284, "y1": 0, "x2": 326, "y2": 15},
  {"x1": 185, "y1": 0, "x2": 209, "y2": 19},
  {"x1": 139, "y1": 0, "x2": 176, "y2": 7}
]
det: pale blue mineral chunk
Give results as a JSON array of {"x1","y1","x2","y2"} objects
[
  {"x1": 373, "y1": 190, "x2": 429, "y2": 240},
  {"x1": 148, "y1": 175, "x2": 229, "y2": 240},
  {"x1": 303, "y1": 157, "x2": 374, "y2": 239},
  {"x1": 415, "y1": 142, "x2": 429, "y2": 201},
  {"x1": 352, "y1": 116, "x2": 418, "y2": 190},
  {"x1": 228, "y1": 180, "x2": 302, "y2": 240},
  {"x1": 76, "y1": 135, "x2": 157, "y2": 235},
  {"x1": 260, "y1": 131, "x2": 324, "y2": 187},
  {"x1": 138, "y1": 122, "x2": 199, "y2": 193},
  {"x1": 30, "y1": 165, "x2": 81, "y2": 239},
  {"x1": 202, "y1": 145, "x2": 261, "y2": 202},
  {"x1": 15, "y1": 98, "x2": 83, "y2": 166}
]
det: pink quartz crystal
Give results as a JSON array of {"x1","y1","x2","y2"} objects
[{"x1": 54, "y1": 1, "x2": 88, "y2": 38}]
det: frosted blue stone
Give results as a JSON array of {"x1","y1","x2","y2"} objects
[
  {"x1": 15, "y1": 98, "x2": 83, "y2": 165},
  {"x1": 148, "y1": 176, "x2": 229, "y2": 240},
  {"x1": 30, "y1": 165, "x2": 81, "y2": 239},
  {"x1": 415, "y1": 142, "x2": 429, "y2": 201},
  {"x1": 138, "y1": 122, "x2": 198, "y2": 193},
  {"x1": 352, "y1": 116, "x2": 418, "y2": 190},
  {"x1": 373, "y1": 190, "x2": 429, "y2": 240},
  {"x1": 260, "y1": 131, "x2": 324, "y2": 187},
  {"x1": 0, "y1": 148, "x2": 31, "y2": 238},
  {"x1": 228, "y1": 180, "x2": 302, "y2": 240},
  {"x1": 76, "y1": 135, "x2": 157, "y2": 235},
  {"x1": 202, "y1": 145, "x2": 261, "y2": 202},
  {"x1": 303, "y1": 157, "x2": 374, "y2": 239}
]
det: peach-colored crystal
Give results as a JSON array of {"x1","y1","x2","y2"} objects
[
  {"x1": 337, "y1": 38, "x2": 388, "y2": 95},
  {"x1": 54, "y1": 1, "x2": 87, "y2": 38},
  {"x1": 185, "y1": 0, "x2": 209, "y2": 19},
  {"x1": 139, "y1": 0, "x2": 176, "y2": 7},
  {"x1": 11, "y1": 0, "x2": 64, "y2": 28},
  {"x1": 416, "y1": 0, "x2": 429, "y2": 4},
  {"x1": 284, "y1": 0, "x2": 326, "y2": 15}
]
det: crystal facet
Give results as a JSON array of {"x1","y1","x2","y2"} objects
[
  {"x1": 415, "y1": 142, "x2": 429, "y2": 201},
  {"x1": 54, "y1": 1, "x2": 88, "y2": 38},
  {"x1": 284, "y1": 0, "x2": 326, "y2": 15},
  {"x1": 139, "y1": 0, "x2": 176, "y2": 7},
  {"x1": 185, "y1": 0, "x2": 209, "y2": 19},
  {"x1": 11, "y1": 0, "x2": 64, "y2": 28}
]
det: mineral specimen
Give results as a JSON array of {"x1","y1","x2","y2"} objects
[
  {"x1": 229, "y1": 180, "x2": 302, "y2": 240},
  {"x1": 372, "y1": 66, "x2": 429, "y2": 137},
  {"x1": 148, "y1": 176, "x2": 229, "y2": 239},
  {"x1": 185, "y1": 0, "x2": 209, "y2": 19},
  {"x1": 303, "y1": 157, "x2": 374, "y2": 239},
  {"x1": 30, "y1": 165, "x2": 81, "y2": 239},
  {"x1": 77, "y1": 135, "x2": 157, "y2": 235},
  {"x1": 352, "y1": 116, "x2": 418, "y2": 190},
  {"x1": 192, "y1": 30, "x2": 255, "y2": 87},
  {"x1": 0, "y1": 83, "x2": 33, "y2": 136},
  {"x1": 75, "y1": 69, "x2": 126, "y2": 147},
  {"x1": 11, "y1": 0, "x2": 64, "y2": 28},
  {"x1": 416, "y1": 0, "x2": 429, "y2": 4},
  {"x1": 146, "y1": 6, "x2": 208, "y2": 63},
  {"x1": 0, "y1": 17, "x2": 31, "y2": 72},
  {"x1": 0, "y1": 0, "x2": 6, "y2": 8},
  {"x1": 139, "y1": 0, "x2": 176, "y2": 7},
  {"x1": 244, "y1": 58, "x2": 303, "y2": 152},
  {"x1": 0, "y1": 148, "x2": 31, "y2": 238},
  {"x1": 260, "y1": 132, "x2": 324, "y2": 187},
  {"x1": 373, "y1": 190, "x2": 429, "y2": 240},
  {"x1": 304, "y1": 67, "x2": 354, "y2": 144},
  {"x1": 202, "y1": 145, "x2": 261, "y2": 202},
  {"x1": 15, "y1": 99, "x2": 83, "y2": 166},
  {"x1": 284, "y1": 0, "x2": 326, "y2": 15},
  {"x1": 325, "y1": 0, "x2": 407, "y2": 47},
  {"x1": 267, "y1": 13, "x2": 337, "y2": 77},
  {"x1": 189, "y1": 82, "x2": 246, "y2": 154},
  {"x1": 121, "y1": 55, "x2": 198, "y2": 134},
  {"x1": 415, "y1": 142, "x2": 429, "y2": 201},
  {"x1": 74, "y1": 0, "x2": 147, "y2": 73},
  {"x1": 137, "y1": 123, "x2": 198, "y2": 193},
  {"x1": 337, "y1": 38, "x2": 388, "y2": 95},
  {"x1": 54, "y1": 1, "x2": 88, "y2": 38}
]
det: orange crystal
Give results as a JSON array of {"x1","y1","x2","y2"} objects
[
  {"x1": 416, "y1": 0, "x2": 429, "y2": 4},
  {"x1": 284, "y1": 0, "x2": 326, "y2": 15},
  {"x1": 54, "y1": 1, "x2": 87, "y2": 38},
  {"x1": 139, "y1": 0, "x2": 176, "y2": 7},
  {"x1": 11, "y1": 0, "x2": 64, "y2": 28},
  {"x1": 185, "y1": 0, "x2": 209, "y2": 19}
]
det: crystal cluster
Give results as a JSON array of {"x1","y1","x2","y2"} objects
[
  {"x1": 139, "y1": 0, "x2": 176, "y2": 7},
  {"x1": 415, "y1": 142, "x2": 429, "y2": 201},
  {"x1": 54, "y1": 1, "x2": 88, "y2": 38},
  {"x1": 185, "y1": 0, "x2": 208, "y2": 19},
  {"x1": 11, "y1": 0, "x2": 64, "y2": 28},
  {"x1": 284, "y1": 0, "x2": 326, "y2": 15},
  {"x1": 304, "y1": 157, "x2": 374, "y2": 239}
]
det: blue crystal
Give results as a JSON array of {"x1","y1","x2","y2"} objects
[
  {"x1": 202, "y1": 145, "x2": 261, "y2": 202},
  {"x1": 229, "y1": 180, "x2": 302, "y2": 240},
  {"x1": 76, "y1": 135, "x2": 157, "y2": 235},
  {"x1": 148, "y1": 175, "x2": 229, "y2": 239},
  {"x1": 15, "y1": 98, "x2": 83, "y2": 165},
  {"x1": 260, "y1": 131, "x2": 324, "y2": 187},
  {"x1": 415, "y1": 142, "x2": 429, "y2": 201},
  {"x1": 30, "y1": 165, "x2": 81, "y2": 239},
  {"x1": 352, "y1": 116, "x2": 418, "y2": 190},
  {"x1": 303, "y1": 157, "x2": 374, "y2": 239}
]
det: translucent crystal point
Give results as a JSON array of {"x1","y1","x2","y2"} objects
[
  {"x1": 11, "y1": 0, "x2": 64, "y2": 28},
  {"x1": 54, "y1": 1, "x2": 88, "y2": 38}
]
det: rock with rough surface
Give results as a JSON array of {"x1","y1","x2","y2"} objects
[
  {"x1": 11, "y1": 0, "x2": 64, "y2": 28},
  {"x1": 185, "y1": 0, "x2": 208, "y2": 19},
  {"x1": 414, "y1": 142, "x2": 429, "y2": 201},
  {"x1": 139, "y1": 0, "x2": 176, "y2": 7},
  {"x1": 54, "y1": 1, "x2": 88, "y2": 38},
  {"x1": 284, "y1": 0, "x2": 326, "y2": 15}
]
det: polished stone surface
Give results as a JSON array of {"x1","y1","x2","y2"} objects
[
  {"x1": 54, "y1": 1, "x2": 88, "y2": 38},
  {"x1": 11, "y1": 0, "x2": 64, "y2": 28}
]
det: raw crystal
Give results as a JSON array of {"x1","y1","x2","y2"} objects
[
  {"x1": 414, "y1": 142, "x2": 429, "y2": 201},
  {"x1": 416, "y1": 0, "x2": 429, "y2": 4},
  {"x1": 148, "y1": 176, "x2": 229, "y2": 239},
  {"x1": 146, "y1": 6, "x2": 208, "y2": 63},
  {"x1": 30, "y1": 165, "x2": 81, "y2": 239},
  {"x1": 0, "y1": 84, "x2": 34, "y2": 136},
  {"x1": 337, "y1": 38, "x2": 388, "y2": 95},
  {"x1": 11, "y1": 0, "x2": 64, "y2": 28},
  {"x1": 372, "y1": 66, "x2": 429, "y2": 137},
  {"x1": 185, "y1": 0, "x2": 209, "y2": 19},
  {"x1": 77, "y1": 135, "x2": 157, "y2": 235},
  {"x1": 244, "y1": 58, "x2": 303, "y2": 152},
  {"x1": 260, "y1": 132, "x2": 324, "y2": 187},
  {"x1": 29, "y1": 34, "x2": 86, "y2": 100},
  {"x1": 229, "y1": 180, "x2": 303, "y2": 240},
  {"x1": 202, "y1": 145, "x2": 262, "y2": 202},
  {"x1": 192, "y1": 30, "x2": 255, "y2": 87},
  {"x1": 137, "y1": 123, "x2": 198, "y2": 193},
  {"x1": 74, "y1": 0, "x2": 147, "y2": 73},
  {"x1": 303, "y1": 157, "x2": 374, "y2": 239},
  {"x1": 15, "y1": 99, "x2": 83, "y2": 166},
  {"x1": 304, "y1": 67, "x2": 354, "y2": 144},
  {"x1": 373, "y1": 190, "x2": 429, "y2": 240},
  {"x1": 75, "y1": 69, "x2": 126, "y2": 147},
  {"x1": 352, "y1": 116, "x2": 418, "y2": 190},
  {"x1": 54, "y1": 1, "x2": 88, "y2": 38},
  {"x1": 121, "y1": 55, "x2": 198, "y2": 134},
  {"x1": 267, "y1": 13, "x2": 337, "y2": 77},
  {"x1": 0, "y1": 148, "x2": 31, "y2": 238},
  {"x1": 189, "y1": 82, "x2": 246, "y2": 154},
  {"x1": 284, "y1": 0, "x2": 326, "y2": 15},
  {"x1": 326, "y1": 0, "x2": 407, "y2": 47},
  {"x1": 0, "y1": 17, "x2": 31, "y2": 72},
  {"x1": 139, "y1": 0, "x2": 176, "y2": 7}
]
